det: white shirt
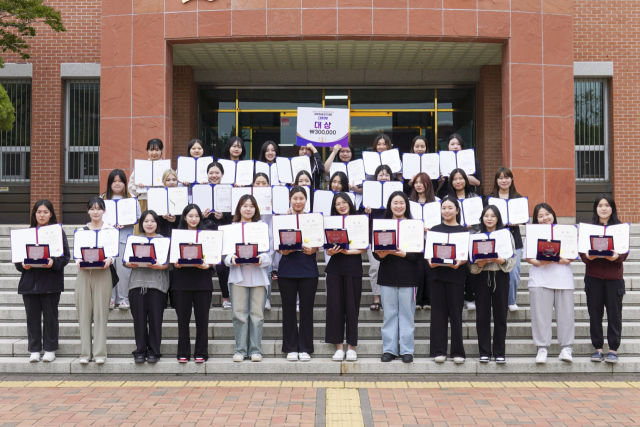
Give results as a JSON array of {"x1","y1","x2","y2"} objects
[{"x1": 528, "y1": 262, "x2": 575, "y2": 290}]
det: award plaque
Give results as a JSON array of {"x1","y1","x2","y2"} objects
[
  {"x1": 471, "y1": 239, "x2": 497, "y2": 262},
  {"x1": 373, "y1": 230, "x2": 396, "y2": 251},
  {"x1": 178, "y1": 243, "x2": 204, "y2": 266},
  {"x1": 589, "y1": 235, "x2": 614, "y2": 257},
  {"x1": 324, "y1": 229, "x2": 349, "y2": 250},
  {"x1": 536, "y1": 239, "x2": 561, "y2": 262},
  {"x1": 278, "y1": 229, "x2": 302, "y2": 251},
  {"x1": 130, "y1": 243, "x2": 157, "y2": 266},
  {"x1": 235, "y1": 243, "x2": 259, "y2": 264},
  {"x1": 24, "y1": 244, "x2": 50, "y2": 267},
  {"x1": 79, "y1": 247, "x2": 106, "y2": 269},
  {"x1": 431, "y1": 243, "x2": 456, "y2": 264}
]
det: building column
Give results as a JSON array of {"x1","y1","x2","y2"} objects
[
  {"x1": 172, "y1": 65, "x2": 198, "y2": 166},
  {"x1": 476, "y1": 64, "x2": 502, "y2": 195}
]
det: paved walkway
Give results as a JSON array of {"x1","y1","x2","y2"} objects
[{"x1": 0, "y1": 379, "x2": 639, "y2": 426}]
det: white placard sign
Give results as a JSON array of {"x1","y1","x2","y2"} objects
[{"x1": 296, "y1": 107, "x2": 350, "y2": 147}]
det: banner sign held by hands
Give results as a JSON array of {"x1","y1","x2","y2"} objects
[{"x1": 296, "y1": 107, "x2": 349, "y2": 148}]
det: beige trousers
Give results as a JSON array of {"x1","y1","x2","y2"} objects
[{"x1": 75, "y1": 269, "x2": 112, "y2": 360}]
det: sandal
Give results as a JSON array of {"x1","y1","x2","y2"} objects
[{"x1": 370, "y1": 302, "x2": 381, "y2": 311}]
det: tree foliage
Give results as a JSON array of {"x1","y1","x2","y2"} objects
[{"x1": 0, "y1": 83, "x2": 14, "y2": 131}]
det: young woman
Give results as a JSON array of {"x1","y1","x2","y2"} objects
[
  {"x1": 489, "y1": 167, "x2": 525, "y2": 312},
  {"x1": 253, "y1": 172, "x2": 274, "y2": 310},
  {"x1": 581, "y1": 194, "x2": 628, "y2": 364},
  {"x1": 128, "y1": 138, "x2": 165, "y2": 231},
  {"x1": 428, "y1": 196, "x2": 469, "y2": 364},
  {"x1": 409, "y1": 172, "x2": 437, "y2": 205},
  {"x1": 102, "y1": 169, "x2": 141, "y2": 310},
  {"x1": 362, "y1": 164, "x2": 394, "y2": 311},
  {"x1": 373, "y1": 191, "x2": 420, "y2": 364},
  {"x1": 370, "y1": 133, "x2": 402, "y2": 181},
  {"x1": 16, "y1": 200, "x2": 70, "y2": 363},
  {"x1": 157, "y1": 169, "x2": 181, "y2": 239},
  {"x1": 329, "y1": 171, "x2": 349, "y2": 193},
  {"x1": 277, "y1": 186, "x2": 319, "y2": 362},
  {"x1": 224, "y1": 195, "x2": 272, "y2": 362},
  {"x1": 258, "y1": 140, "x2": 279, "y2": 164},
  {"x1": 326, "y1": 192, "x2": 366, "y2": 362},
  {"x1": 436, "y1": 133, "x2": 482, "y2": 199},
  {"x1": 222, "y1": 136, "x2": 246, "y2": 161},
  {"x1": 75, "y1": 197, "x2": 115, "y2": 364},
  {"x1": 293, "y1": 170, "x2": 314, "y2": 210},
  {"x1": 324, "y1": 143, "x2": 354, "y2": 178},
  {"x1": 179, "y1": 139, "x2": 208, "y2": 187},
  {"x1": 469, "y1": 205, "x2": 516, "y2": 364},
  {"x1": 404, "y1": 135, "x2": 438, "y2": 196},
  {"x1": 124, "y1": 210, "x2": 170, "y2": 364},
  {"x1": 527, "y1": 203, "x2": 575, "y2": 364},
  {"x1": 172, "y1": 204, "x2": 213, "y2": 363},
  {"x1": 297, "y1": 143, "x2": 325, "y2": 190}
]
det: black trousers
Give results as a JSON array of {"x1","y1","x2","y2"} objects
[
  {"x1": 430, "y1": 280, "x2": 465, "y2": 358},
  {"x1": 22, "y1": 293, "x2": 61, "y2": 353},
  {"x1": 129, "y1": 288, "x2": 166, "y2": 358},
  {"x1": 464, "y1": 267, "x2": 476, "y2": 303},
  {"x1": 172, "y1": 290, "x2": 212, "y2": 360},
  {"x1": 585, "y1": 275, "x2": 625, "y2": 351},
  {"x1": 216, "y1": 264, "x2": 230, "y2": 299},
  {"x1": 416, "y1": 262, "x2": 432, "y2": 307},
  {"x1": 325, "y1": 273, "x2": 362, "y2": 346},
  {"x1": 279, "y1": 277, "x2": 318, "y2": 353},
  {"x1": 474, "y1": 270, "x2": 510, "y2": 358}
]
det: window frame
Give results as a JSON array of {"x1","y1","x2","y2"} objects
[
  {"x1": 0, "y1": 79, "x2": 32, "y2": 183},
  {"x1": 574, "y1": 78, "x2": 609, "y2": 182},
  {"x1": 65, "y1": 79, "x2": 100, "y2": 184}
]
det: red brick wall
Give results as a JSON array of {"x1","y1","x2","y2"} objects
[
  {"x1": 2, "y1": 0, "x2": 101, "y2": 219},
  {"x1": 573, "y1": 0, "x2": 640, "y2": 223},
  {"x1": 172, "y1": 66, "x2": 198, "y2": 167},
  {"x1": 476, "y1": 64, "x2": 503, "y2": 195}
]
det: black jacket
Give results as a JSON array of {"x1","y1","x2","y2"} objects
[{"x1": 14, "y1": 230, "x2": 71, "y2": 294}]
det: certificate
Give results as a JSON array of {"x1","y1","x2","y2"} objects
[
  {"x1": 447, "y1": 232, "x2": 470, "y2": 261},
  {"x1": 197, "y1": 230, "x2": 224, "y2": 265},
  {"x1": 553, "y1": 224, "x2": 579, "y2": 260},
  {"x1": 73, "y1": 228, "x2": 119, "y2": 259},
  {"x1": 439, "y1": 149, "x2": 475, "y2": 177},
  {"x1": 329, "y1": 162, "x2": 347, "y2": 179},
  {"x1": 10, "y1": 224, "x2": 64, "y2": 263},
  {"x1": 253, "y1": 186, "x2": 273, "y2": 215},
  {"x1": 147, "y1": 187, "x2": 188, "y2": 216},
  {"x1": 231, "y1": 187, "x2": 253, "y2": 212},
  {"x1": 488, "y1": 197, "x2": 530, "y2": 225},
  {"x1": 123, "y1": 236, "x2": 171, "y2": 265},
  {"x1": 362, "y1": 149, "x2": 402, "y2": 175},
  {"x1": 177, "y1": 156, "x2": 213, "y2": 183},
  {"x1": 402, "y1": 153, "x2": 440, "y2": 180},
  {"x1": 459, "y1": 197, "x2": 484, "y2": 227},
  {"x1": 243, "y1": 222, "x2": 270, "y2": 253},
  {"x1": 214, "y1": 184, "x2": 233, "y2": 213},
  {"x1": 276, "y1": 156, "x2": 311, "y2": 184},
  {"x1": 398, "y1": 219, "x2": 425, "y2": 252},
  {"x1": 272, "y1": 214, "x2": 296, "y2": 248},
  {"x1": 424, "y1": 231, "x2": 449, "y2": 259},
  {"x1": 312, "y1": 190, "x2": 355, "y2": 216},
  {"x1": 347, "y1": 159, "x2": 366, "y2": 184},
  {"x1": 524, "y1": 224, "x2": 552, "y2": 259},
  {"x1": 255, "y1": 162, "x2": 279, "y2": 185},
  {"x1": 134, "y1": 159, "x2": 172, "y2": 188},
  {"x1": 169, "y1": 229, "x2": 197, "y2": 263},
  {"x1": 362, "y1": 181, "x2": 403, "y2": 210},
  {"x1": 192, "y1": 184, "x2": 214, "y2": 212},
  {"x1": 218, "y1": 160, "x2": 255, "y2": 186},
  {"x1": 344, "y1": 215, "x2": 369, "y2": 249},
  {"x1": 297, "y1": 213, "x2": 325, "y2": 248},
  {"x1": 103, "y1": 198, "x2": 138, "y2": 227},
  {"x1": 217, "y1": 159, "x2": 237, "y2": 185}
]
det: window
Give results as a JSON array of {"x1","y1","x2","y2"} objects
[
  {"x1": 0, "y1": 80, "x2": 31, "y2": 182},
  {"x1": 66, "y1": 80, "x2": 100, "y2": 183},
  {"x1": 575, "y1": 79, "x2": 609, "y2": 181}
]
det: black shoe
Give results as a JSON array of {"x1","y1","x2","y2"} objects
[
  {"x1": 147, "y1": 354, "x2": 158, "y2": 364},
  {"x1": 402, "y1": 354, "x2": 414, "y2": 363},
  {"x1": 134, "y1": 355, "x2": 146, "y2": 364},
  {"x1": 381, "y1": 353, "x2": 396, "y2": 362}
]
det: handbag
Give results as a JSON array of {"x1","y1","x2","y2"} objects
[{"x1": 83, "y1": 226, "x2": 119, "y2": 287}]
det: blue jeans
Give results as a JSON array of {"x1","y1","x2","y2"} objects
[
  {"x1": 230, "y1": 284, "x2": 266, "y2": 357},
  {"x1": 508, "y1": 248, "x2": 522, "y2": 305},
  {"x1": 380, "y1": 286, "x2": 416, "y2": 356}
]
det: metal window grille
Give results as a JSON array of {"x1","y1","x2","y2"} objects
[
  {"x1": 575, "y1": 78, "x2": 609, "y2": 181},
  {"x1": 0, "y1": 80, "x2": 31, "y2": 183},
  {"x1": 66, "y1": 80, "x2": 100, "y2": 183}
]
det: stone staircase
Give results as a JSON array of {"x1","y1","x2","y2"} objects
[{"x1": 0, "y1": 224, "x2": 639, "y2": 375}]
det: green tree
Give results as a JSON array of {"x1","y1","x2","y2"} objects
[{"x1": 0, "y1": 83, "x2": 14, "y2": 130}]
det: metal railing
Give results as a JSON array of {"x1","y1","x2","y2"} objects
[
  {"x1": 0, "y1": 80, "x2": 31, "y2": 183},
  {"x1": 65, "y1": 80, "x2": 100, "y2": 183},
  {"x1": 575, "y1": 78, "x2": 608, "y2": 181}
]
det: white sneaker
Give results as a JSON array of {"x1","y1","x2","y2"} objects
[
  {"x1": 29, "y1": 352, "x2": 40, "y2": 363},
  {"x1": 508, "y1": 304, "x2": 519, "y2": 312},
  {"x1": 559, "y1": 347, "x2": 573, "y2": 363},
  {"x1": 453, "y1": 357, "x2": 465, "y2": 364},
  {"x1": 233, "y1": 353, "x2": 244, "y2": 362},
  {"x1": 109, "y1": 301, "x2": 115, "y2": 310},
  {"x1": 299, "y1": 352, "x2": 311, "y2": 362},
  {"x1": 465, "y1": 301, "x2": 476, "y2": 310},
  {"x1": 95, "y1": 358, "x2": 106, "y2": 365},
  {"x1": 118, "y1": 301, "x2": 130, "y2": 310},
  {"x1": 424, "y1": 305, "x2": 431, "y2": 310},
  {"x1": 265, "y1": 299, "x2": 271, "y2": 311},
  {"x1": 332, "y1": 349, "x2": 345, "y2": 361},
  {"x1": 287, "y1": 352, "x2": 299, "y2": 361},
  {"x1": 296, "y1": 303, "x2": 300, "y2": 313},
  {"x1": 434, "y1": 355, "x2": 447, "y2": 363},
  {"x1": 42, "y1": 351, "x2": 55, "y2": 363},
  {"x1": 345, "y1": 350, "x2": 357, "y2": 361},
  {"x1": 222, "y1": 300, "x2": 232, "y2": 310},
  {"x1": 536, "y1": 348, "x2": 548, "y2": 364},
  {"x1": 251, "y1": 353, "x2": 262, "y2": 362}
]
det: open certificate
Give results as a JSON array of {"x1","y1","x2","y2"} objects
[
  {"x1": 424, "y1": 230, "x2": 470, "y2": 260},
  {"x1": 458, "y1": 197, "x2": 484, "y2": 227},
  {"x1": 402, "y1": 153, "x2": 440, "y2": 180},
  {"x1": 469, "y1": 229, "x2": 514, "y2": 260},
  {"x1": 487, "y1": 197, "x2": 530, "y2": 225},
  {"x1": 272, "y1": 213, "x2": 324, "y2": 248},
  {"x1": 362, "y1": 181, "x2": 403, "y2": 210},
  {"x1": 323, "y1": 215, "x2": 369, "y2": 250},
  {"x1": 373, "y1": 219, "x2": 425, "y2": 252},
  {"x1": 191, "y1": 184, "x2": 233, "y2": 213},
  {"x1": 275, "y1": 156, "x2": 311, "y2": 184},
  {"x1": 217, "y1": 159, "x2": 255, "y2": 186},
  {"x1": 254, "y1": 162, "x2": 279, "y2": 185},
  {"x1": 73, "y1": 228, "x2": 120, "y2": 259},
  {"x1": 219, "y1": 222, "x2": 270, "y2": 255},
  {"x1": 10, "y1": 224, "x2": 65, "y2": 263},
  {"x1": 122, "y1": 235, "x2": 171, "y2": 265},
  {"x1": 362, "y1": 149, "x2": 402, "y2": 175},
  {"x1": 577, "y1": 222, "x2": 630, "y2": 254},
  {"x1": 177, "y1": 156, "x2": 214, "y2": 183},
  {"x1": 272, "y1": 185, "x2": 311, "y2": 214},
  {"x1": 409, "y1": 201, "x2": 441, "y2": 229},
  {"x1": 524, "y1": 224, "x2": 578, "y2": 259},
  {"x1": 438, "y1": 149, "x2": 476, "y2": 177},
  {"x1": 329, "y1": 159, "x2": 366, "y2": 184},
  {"x1": 169, "y1": 229, "x2": 223, "y2": 264},
  {"x1": 230, "y1": 186, "x2": 273, "y2": 215},
  {"x1": 134, "y1": 159, "x2": 172, "y2": 189},
  {"x1": 312, "y1": 190, "x2": 356, "y2": 216},
  {"x1": 147, "y1": 187, "x2": 189, "y2": 216},
  {"x1": 103, "y1": 198, "x2": 138, "y2": 227}
]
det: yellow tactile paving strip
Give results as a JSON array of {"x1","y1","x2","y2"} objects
[
  {"x1": 326, "y1": 388, "x2": 364, "y2": 427},
  {"x1": 0, "y1": 380, "x2": 635, "y2": 389}
]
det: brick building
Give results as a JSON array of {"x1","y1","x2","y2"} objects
[{"x1": 0, "y1": 0, "x2": 636, "y2": 223}]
